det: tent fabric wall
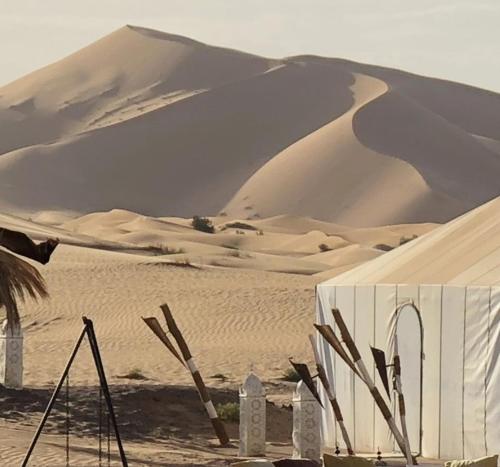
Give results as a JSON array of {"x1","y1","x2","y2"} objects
[{"x1": 316, "y1": 283, "x2": 500, "y2": 460}]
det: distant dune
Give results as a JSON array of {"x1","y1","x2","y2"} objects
[{"x1": 0, "y1": 25, "x2": 499, "y2": 226}]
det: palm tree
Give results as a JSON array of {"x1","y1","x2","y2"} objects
[{"x1": 0, "y1": 249, "x2": 48, "y2": 327}]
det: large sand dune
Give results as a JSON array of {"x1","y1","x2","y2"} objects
[{"x1": 1, "y1": 25, "x2": 499, "y2": 226}]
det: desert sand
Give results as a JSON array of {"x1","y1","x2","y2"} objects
[
  {"x1": 0, "y1": 211, "x2": 435, "y2": 465},
  {"x1": 1, "y1": 23, "x2": 497, "y2": 466},
  {"x1": 0, "y1": 25, "x2": 499, "y2": 224}
]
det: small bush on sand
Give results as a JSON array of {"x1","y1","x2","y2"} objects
[
  {"x1": 318, "y1": 243, "x2": 332, "y2": 252},
  {"x1": 374, "y1": 244, "x2": 393, "y2": 252},
  {"x1": 120, "y1": 368, "x2": 147, "y2": 380},
  {"x1": 224, "y1": 221, "x2": 257, "y2": 231},
  {"x1": 211, "y1": 373, "x2": 228, "y2": 382},
  {"x1": 216, "y1": 402, "x2": 239, "y2": 422},
  {"x1": 281, "y1": 368, "x2": 301, "y2": 382},
  {"x1": 192, "y1": 216, "x2": 215, "y2": 233},
  {"x1": 399, "y1": 234, "x2": 418, "y2": 246}
]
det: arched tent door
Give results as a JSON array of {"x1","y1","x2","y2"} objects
[{"x1": 389, "y1": 302, "x2": 423, "y2": 455}]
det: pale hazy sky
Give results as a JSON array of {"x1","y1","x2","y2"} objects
[{"x1": 1, "y1": 0, "x2": 499, "y2": 92}]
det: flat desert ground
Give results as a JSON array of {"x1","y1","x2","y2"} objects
[{"x1": 0, "y1": 211, "x2": 435, "y2": 465}]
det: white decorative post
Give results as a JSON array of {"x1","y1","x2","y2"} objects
[
  {"x1": 0, "y1": 319, "x2": 23, "y2": 389},
  {"x1": 239, "y1": 372, "x2": 266, "y2": 457},
  {"x1": 293, "y1": 380, "x2": 321, "y2": 463}
]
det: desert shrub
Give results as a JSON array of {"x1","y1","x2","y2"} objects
[
  {"x1": 256, "y1": 229, "x2": 264, "y2": 236},
  {"x1": 374, "y1": 244, "x2": 394, "y2": 252},
  {"x1": 192, "y1": 216, "x2": 215, "y2": 233},
  {"x1": 399, "y1": 234, "x2": 418, "y2": 246},
  {"x1": 216, "y1": 402, "x2": 239, "y2": 422},
  {"x1": 211, "y1": 373, "x2": 228, "y2": 381},
  {"x1": 224, "y1": 221, "x2": 257, "y2": 231},
  {"x1": 281, "y1": 368, "x2": 301, "y2": 382},
  {"x1": 318, "y1": 243, "x2": 332, "y2": 252},
  {"x1": 120, "y1": 368, "x2": 147, "y2": 380}
]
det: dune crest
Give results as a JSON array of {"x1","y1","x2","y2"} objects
[{"x1": 0, "y1": 25, "x2": 499, "y2": 226}]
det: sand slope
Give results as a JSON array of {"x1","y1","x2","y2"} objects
[{"x1": 1, "y1": 25, "x2": 499, "y2": 225}]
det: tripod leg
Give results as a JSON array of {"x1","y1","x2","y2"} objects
[
  {"x1": 83, "y1": 317, "x2": 128, "y2": 467},
  {"x1": 22, "y1": 325, "x2": 87, "y2": 467}
]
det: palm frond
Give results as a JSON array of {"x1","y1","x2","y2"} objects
[{"x1": 0, "y1": 249, "x2": 48, "y2": 325}]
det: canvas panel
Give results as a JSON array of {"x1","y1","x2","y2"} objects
[
  {"x1": 419, "y1": 284, "x2": 443, "y2": 458},
  {"x1": 316, "y1": 284, "x2": 337, "y2": 448},
  {"x1": 354, "y1": 285, "x2": 376, "y2": 452},
  {"x1": 335, "y1": 285, "x2": 356, "y2": 446},
  {"x1": 373, "y1": 284, "x2": 397, "y2": 453},
  {"x1": 463, "y1": 286, "x2": 490, "y2": 458},
  {"x1": 396, "y1": 284, "x2": 420, "y2": 308},
  {"x1": 485, "y1": 287, "x2": 500, "y2": 456},
  {"x1": 440, "y1": 286, "x2": 466, "y2": 458}
]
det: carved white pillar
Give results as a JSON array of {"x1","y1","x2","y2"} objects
[
  {"x1": 239, "y1": 372, "x2": 266, "y2": 457},
  {"x1": 0, "y1": 319, "x2": 23, "y2": 389},
  {"x1": 292, "y1": 380, "x2": 321, "y2": 463}
]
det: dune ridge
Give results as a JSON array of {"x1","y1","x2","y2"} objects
[{"x1": 0, "y1": 25, "x2": 499, "y2": 226}]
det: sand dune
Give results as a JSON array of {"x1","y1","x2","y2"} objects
[{"x1": 1, "y1": 25, "x2": 499, "y2": 225}]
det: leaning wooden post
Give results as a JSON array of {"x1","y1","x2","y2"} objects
[
  {"x1": 160, "y1": 304, "x2": 229, "y2": 446},
  {"x1": 308, "y1": 334, "x2": 354, "y2": 455},
  {"x1": 293, "y1": 380, "x2": 321, "y2": 463},
  {"x1": 0, "y1": 319, "x2": 23, "y2": 389},
  {"x1": 330, "y1": 308, "x2": 412, "y2": 462},
  {"x1": 239, "y1": 372, "x2": 266, "y2": 457},
  {"x1": 393, "y1": 335, "x2": 413, "y2": 465}
]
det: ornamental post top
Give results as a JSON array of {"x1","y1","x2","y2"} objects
[{"x1": 240, "y1": 371, "x2": 265, "y2": 397}]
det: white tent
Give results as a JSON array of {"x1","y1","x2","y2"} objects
[{"x1": 315, "y1": 197, "x2": 500, "y2": 460}]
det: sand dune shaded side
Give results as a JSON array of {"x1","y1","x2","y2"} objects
[
  {"x1": 353, "y1": 89, "x2": 500, "y2": 206},
  {"x1": 224, "y1": 74, "x2": 466, "y2": 226},
  {"x1": 0, "y1": 62, "x2": 354, "y2": 216},
  {"x1": 0, "y1": 25, "x2": 274, "y2": 155}
]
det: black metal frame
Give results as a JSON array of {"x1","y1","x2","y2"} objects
[{"x1": 21, "y1": 317, "x2": 128, "y2": 467}]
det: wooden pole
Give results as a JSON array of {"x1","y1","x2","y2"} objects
[
  {"x1": 309, "y1": 334, "x2": 354, "y2": 455},
  {"x1": 142, "y1": 316, "x2": 185, "y2": 367},
  {"x1": 160, "y1": 304, "x2": 229, "y2": 446},
  {"x1": 330, "y1": 308, "x2": 414, "y2": 463}
]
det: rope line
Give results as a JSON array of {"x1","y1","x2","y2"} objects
[
  {"x1": 65, "y1": 373, "x2": 70, "y2": 467},
  {"x1": 99, "y1": 386, "x2": 103, "y2": 466}
]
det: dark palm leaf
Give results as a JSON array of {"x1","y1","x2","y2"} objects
[{"x1": 0, "y1": 249, "x2": 48, "y2": 325}]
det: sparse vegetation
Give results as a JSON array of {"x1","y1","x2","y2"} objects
[
  {"x1": 399, "y1": 234, "x2": 418, "y2": 246},
  {"x1": 281, "y1": 367, "x2": 301, "y2": 382},
  {"x1": 224, "y1": 221, "x2": 257, "y2": 231},
  {"x1": 191, "y1": 216, "x2": 215, "y2": 234},
  {"x1": 374, "y1": 244, "x2": 394, "y2": 252},
  {"x1": 319, "y1": 243, "x2": 332, "y2": 252},
  {"x1": 119, "y1": 368, "x2": 147, "y2": 380},
  {"x1": 211, "y1": 373, "x2": 228, "y2": 382},
  {"x1": 216, "y1": 402, "x2": 239, "y2": 422}
]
